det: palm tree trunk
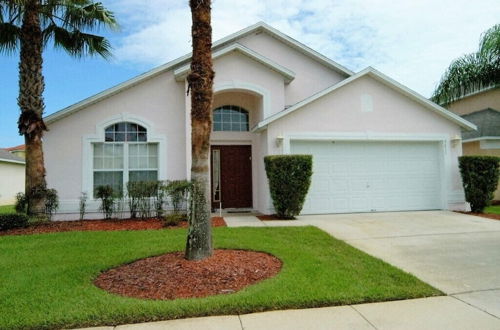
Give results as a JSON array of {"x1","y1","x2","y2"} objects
[
  {"x1": 185, "y1": 0, "x2": 214, "y2": 260},
  {"x1": 18, "y1": 0, "x2": 48, "y2": 216}
]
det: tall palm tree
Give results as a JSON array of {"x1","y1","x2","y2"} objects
[
  {"x1": 185, "y1": 0, "x2": 214, "y2": 260},
  {"x1": 432, "y1": 24, "x2": 500, "y2": 105},
  {"x1": 0, "y1": 0, "x2": 117, "y2": 215}
]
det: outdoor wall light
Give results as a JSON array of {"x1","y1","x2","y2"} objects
[{"x1": 451, "y1": 134, "x2": 462, "y2": 148}]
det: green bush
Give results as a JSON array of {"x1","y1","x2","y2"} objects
[
  {"x1": 14, "y1": 192, "x2": 27, "y2": 213},
  {"x1": 165, "y1": 180, "x2": 191, "y2": 214},
  {"x1": 95, "y1": 185, "x2": 115, "y2": 220},
  {"x1": 264, "y1": 155, "x2": 313, "y2": 219},
  {"x1": 459, "y1": 156, "x2": 500, "y2": 212},
  {"x1": 127, "y1": 181, "x2": 165, "y2": 218},
  {"x1": 45, "y1": 189, "x2": 59, "y2": 221},
  {"x1": 163, "y1": 213, "x2": 185, "y2": 227},
  {"x1": 0, "y1": 213, "x2": 29, "y2": 231}
]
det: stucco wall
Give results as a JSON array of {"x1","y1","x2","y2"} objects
[
  {"x1": 0, "y1": 161, "x2": 24, "y2": 205},
  {"x1": 261, "y1": 75, "x2": 466, "y2": 212},
  {"x1": 238, "y1": 32, "x2": 347, "y2": 107},
  {"x1": 447, "y1": 88, "x2": 500, "y2": 115},
  {"x1": 462, "y1": 141, "x2": 500, "y2": 200}
]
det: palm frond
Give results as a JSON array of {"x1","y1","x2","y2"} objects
[
  {"x1": 44, "y1": 23, "x2": 112, "y2": 58},
  {"x1": 479, "y1": 24, "x2": 500, "y2": 57},
  {"x1": 0, "y1": 22, "x2": 20, "y2": 53}
]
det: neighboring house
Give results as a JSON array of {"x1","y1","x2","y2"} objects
[
  {"x1": 43, "y1": 22, "x2": 476, "y2": 219},
  {"x1": 0, "y1": 148, "x2": 25, "y2": 206},
  {"x1": 445, "y1": 88, "x2": 500, "y2": 201},
  {"x1": 4, "y1": 144, "x2": 26, "y2": 160}
]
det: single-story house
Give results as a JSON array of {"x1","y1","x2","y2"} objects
[
  {"x1": 43, "y1": 22, "x2": 476, "y2": 219},
  {"x1": 4, "y1": 144, "x2": 26, "y2": 160},
  {"x1": 0, "y1": 148, "x2": 25, "y2": 206}
]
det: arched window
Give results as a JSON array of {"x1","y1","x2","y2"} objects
[
  {"x1": 93, "y1": 122, "x2": 158, "y2": 196},
  {"x1": 213, "y1": 105, "x2": 249, "y2": 131}
]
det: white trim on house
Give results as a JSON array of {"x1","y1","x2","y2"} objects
[
  {"x1": 282, "y1": 132, "x2": 452, "y2": 210},
  {"x1": 462, "y1": 136, "x2": 500, "y2": 143},
  {"x1": 0, "y1": 158, "x2": 25, "y2": 165},
  {"x1": 174, "y1": 43, "x2": 296, "y2": 83},
  {"x1": 44, "y1": 22, "x2": 350, "y2": 125},
  {"x1": 81, "y1": 113, "x2": 167, "y2": 200},
  {"x1": 253, "y1": 67, "x2": 478, "y2": 132},
  {"x1": 214, "y1": 80, "x2": 271, "y2": 119}
]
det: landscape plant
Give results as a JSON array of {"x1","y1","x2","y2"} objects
[
  {"x1": 44, "y1": 188, "x2": 58, "y2": 220},
  {"x1": 79, "y1": 192, "x2": 88, "y2": 221},
  {"x1": 95, "y1": 185, "x2": 115, "y2": 220},
  {"x1": 459, "y1": 156, "x2": 500, "y2": 212},
  {"x1": 264, "y1": 155, "x2": 313, "y2": 219},
  {"x1": 0, "y1": 213, "x2": 29, "y2": 231}
]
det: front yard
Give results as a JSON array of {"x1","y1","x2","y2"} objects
[{"x1": 0, "y1": 226, "x2": 440, "y2": 330}]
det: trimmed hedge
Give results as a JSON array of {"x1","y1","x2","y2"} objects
[
  {"x1": 0, "y1": 213, "x2": 29, "y2": 231},
  {"x1": 264, "y1": 155, "x2": 313, "y2": 219},
  {"x1": 458, "y1": 156, "x2": 500, "y2": 213}
]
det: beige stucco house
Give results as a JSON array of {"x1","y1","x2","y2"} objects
[
  {"x1": 0, "y1": 148, "x2": 25, "y2": 206},
  {"x1": 445, "y1": 88, "x2": 500, "y2": 200},
  {"x1": 43, "y1": 22, "x2": 476, "y2": 219}
]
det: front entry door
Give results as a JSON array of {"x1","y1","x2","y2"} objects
[{"x1": 211, "y1": 145, "x2": 252, "y2": 209}]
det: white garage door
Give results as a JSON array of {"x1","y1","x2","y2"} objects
[{"x1": 291, "y1": 140, "x2": 443, "y2": 214}]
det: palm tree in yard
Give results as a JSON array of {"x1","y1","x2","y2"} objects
[
  {"x1": 432, "y1": 24, "x2": 500, "y2": 105},
  {"x1": 0, "y1": 0, "x2": 117, "y2": 215},
  {"x1": 185, "y1": 0, "x2": 214, "y2": 260}
]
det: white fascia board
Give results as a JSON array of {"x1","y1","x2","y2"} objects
[
  {"x1": 45, "y1": 21, "x2": 351, "y2": 125},
  {"x1": 174, "y1": 43, "x2": 295, "y2": 83},
  {"x1": 462, "y1": 136, "x2": 500, "y2": 143},
  {"x1": 253, "y1": 67, "x2": 478, "y2": 132},
  {"x1": 0, "y1": 158, "x2": 25, "y2": 165}
]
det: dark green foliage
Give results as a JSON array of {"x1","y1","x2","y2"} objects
[
  {"x1": 79, "y1": 192, "x2": 88, "y2": 221},
  {"x1": 127, "y1": 181, "x2": 165, "y2": 219},
  {"x1": 95, "y1": 185, "x2": 115, "y2": 219},
  {"x1": 459, "y1": 156, "x2": 500, "y2": 212},
  {"x1": 163, "y1": 213, "x2": 185, "y2": 227},
  {"x1": 165, "y1": 180, "x2": 191, "y2": 214},
  {"x1": 264, "y1": 155, "x2": 313, "y2": 219},
  {"x1": 14, "y1": 192, "x2": 27, "y2": 213},
  {"x1": 44, "y1": 189, "x2": 59, "y2": 221},
  {"x1": 0, "y1": 213, "x2": 29, "y2": 231}
]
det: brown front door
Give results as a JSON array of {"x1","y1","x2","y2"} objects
[{"x1": 211, "y1": 145, "x2": 252, "y2": 209}]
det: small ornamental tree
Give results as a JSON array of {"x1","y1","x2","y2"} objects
[
  {"x1": 458, "y1": 156, "x2": 500, "y2": 212},
  {"x1": 264, "y1": 155, "x2": 313, "y2": 219}
]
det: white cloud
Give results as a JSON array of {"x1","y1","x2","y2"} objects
[{"x1": 108, "y1": 0, "x2": 500, "y2": 97}]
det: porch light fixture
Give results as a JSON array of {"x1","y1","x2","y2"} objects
[
  {"x1": 451, "y1": 135, "x2": 461, "y2": 148},
  {"x1": 276, "y1": 135, "x2": 284, "y2": 147}
]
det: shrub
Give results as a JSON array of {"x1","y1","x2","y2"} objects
[
  {"x1": 264, "y1": 155, "x2": 313, "y2": 219},
  {"x1": 165, "y1": 180, "x2": 191, "y2": 214},
  {"x1": 95, "y1": 185, "x2": 115, "y2": 220},
  {"x1": 163, "y1": 213, "x2": 185, "y2": 227},
  {"x1": 45, "y1": 189, "x2": 59, "y2": 221},
  {"x1": 79, "y1": 192, "x2": 88, "y2": 221},
  {"x1": 0, "y1": 213, "x2": 29, "y2": 231},
  {"x1": 15, "y1": 192, "x2": 27, "y2": 213},
  {"x1": 459, "y1": 156, "x2": 500, "y2": 212}
]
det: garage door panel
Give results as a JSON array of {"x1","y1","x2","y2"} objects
[{"x1": 291, "y1": 140, "x2": 442, "y2": 214}]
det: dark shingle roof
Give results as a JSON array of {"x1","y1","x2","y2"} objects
[
  {"x1": 0, "y1": 149, "x2": 25, "y2": 164},
  {"x1": 461, "y1": 108, "x2": 500, "y2": 140}
]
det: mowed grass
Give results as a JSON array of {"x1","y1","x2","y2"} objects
[
  {"x1": 485, "y1": 205, "x2": 500, "y2": 214},
  {"x1": 0, "y1": 226, "x2": 441, "y2": 329},
  {"x1": 0, "y1": 205, "x2": 15, "y2": 214}
]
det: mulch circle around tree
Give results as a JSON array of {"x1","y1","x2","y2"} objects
[
  {"x1": 94, "y1": 249, "x2": 282, "y2": 300},
  {"x1": 0, "y1": 217, "x2": 226, "y2": 236},
  {"x1": 456, "y1": 211, "x2": 500, "y2": 221},
  {"x1": 257, "y1": 214, "x2": 295, "y2": 221}
]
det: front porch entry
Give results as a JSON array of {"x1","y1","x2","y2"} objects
[{"x1": 211, "y1": 145, "x2": 253, "y2": 210}]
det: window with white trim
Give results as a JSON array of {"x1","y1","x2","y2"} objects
[
  {"x1": 213, "y1": 105, "x2": 249, "y2": 131},
  {"x1": 93, "y1": 122, "x2": 158, "y2": 197}
]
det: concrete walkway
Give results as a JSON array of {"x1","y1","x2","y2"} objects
[{"x1": 78, "y1": 211, "x2": 500, "y2": 329}]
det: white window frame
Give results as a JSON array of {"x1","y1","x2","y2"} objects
[{"x1": 82, "y1": 113, "x2": 167, "y2": 201}]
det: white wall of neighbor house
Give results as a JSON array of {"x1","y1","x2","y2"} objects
[
  {"x1": 261, "y1": 75, "x2": 467, "y2": 213},
  {"x1": 0, "y1": 161, "x2": 25, "y2": 205},
  {"x1": 45, "y1": 70, "x2": 187, "y2": 215},
  {"x1": 238, "y1": 32, "x2": 348, "y2": 106}
]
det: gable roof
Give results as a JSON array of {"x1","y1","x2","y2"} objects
[
  {"x1": 461, "y1": 108, "x2": 500, "y2": 141},
  {"x1": 253, "y1": 67, "x2": 477, "y2": 132},
  {"x1": 4, "y1": 144, "x2": 25, "y2": 152},
  {"x1": 174, "y1": 43, "x2": 296, "y2": 83},
  {"x1": 45, "y1": 22, "x2": 351, "y2": 125},
  {"x1": 0, "y1": 149, "x2": 25, "y2": 165}
]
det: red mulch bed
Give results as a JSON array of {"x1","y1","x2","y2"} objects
[
  {"x1": 94, "y1": 249, "x2": 282, "y2": 300},
  {"x1": 257, "y1": 214, "x2": 295, "y2": 221},
  {"x1": 0, "y1": 217, "x2": 226, "y2": 236},
  {"x1": 456, "y1": 211, "x2": 500, "y2": 221}
]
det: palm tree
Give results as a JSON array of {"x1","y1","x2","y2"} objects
[
  {"x1": 185, "y1": 0, "x2": 214, "y2": 260},
  {"x1": 0, "y1": 0, "x2": 117, "y2": 215},
  {"x1": 432, "y1": 24, "x2": 500, "y2": 105}
]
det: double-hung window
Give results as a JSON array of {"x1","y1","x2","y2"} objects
[{"x1": 93, "y1": 122, "x2": 158, "y2": 197}]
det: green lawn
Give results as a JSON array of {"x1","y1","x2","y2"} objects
[
  {"x1": 0, "y1": 205, "x2": 15, "y2": 214},
  {"x1": 485, "y1": 205, "x2": 500, "y2": 214},
  {"x1": 0, "y1": 226, "x2": 441, "y2": 330}
]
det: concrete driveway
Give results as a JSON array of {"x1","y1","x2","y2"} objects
[{"x1": 296, "y1": 211, "x2": 500, "y2": 318}]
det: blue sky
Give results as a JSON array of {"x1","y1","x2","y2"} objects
[{"x1": 1, "y1": 0, "x2": 499, "y2": 147}]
